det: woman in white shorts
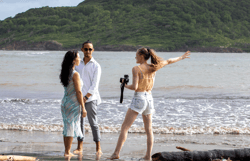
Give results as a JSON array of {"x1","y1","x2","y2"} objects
[{"x1": 110, "y1": 48, "x2": 191, "y2": 160}]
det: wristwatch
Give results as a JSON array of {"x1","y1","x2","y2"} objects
[{"x1": 84, "y1": 96, "x2": 89, "y2": 100}]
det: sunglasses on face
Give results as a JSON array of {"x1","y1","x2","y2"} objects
[{"x1": 84, "y1": 48, "x2": 93, "y2": 51}]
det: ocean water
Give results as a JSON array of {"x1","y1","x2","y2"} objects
[{"x1": 0, "y1": 50, "x2": 250, "y2": 136}]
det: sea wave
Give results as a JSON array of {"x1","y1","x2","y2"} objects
[
  {"x1": 1, "y1": 98, "x2": 249, "y2": 133},
  {"x1": 1, "y1": 94, "x2": 250, "y2": 105},
  {"x1": 0, "y1": 98, "x2": 61, "y2": 104},
  {"x1": 0, "y1": 123, "x2": 249, "y2": 135},
  {"x1": 14, "y1": 51, "x2": 50, "y2": 56}
]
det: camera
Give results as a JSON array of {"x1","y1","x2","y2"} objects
[
  {"x1": 120, "y1": 75, "x2": 129, "y2": 103},
  {"x1": 120, "y1": 75, "x2": 129, "y2": 85}
]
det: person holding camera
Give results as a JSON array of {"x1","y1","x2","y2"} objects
[
  {"x1": 110, "y1": 48, "x2": 190, "y2": 160},
  {"x1": 74, "y1": 40, "x2": 102, "y2": 156}
]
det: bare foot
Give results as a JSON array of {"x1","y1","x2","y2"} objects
[
  {"x1": 141, "y1": 156, "x2": 151, "y2": 161},
  {"x1": 73, "y1": 148, "x2": 82, "y2": 154},
  {"x1": 108, "y1": 153, "x2": 119, "y2": 160},
  {"x1": 96, "y1": 149, "x2": 103, "y2": 155},
  {"x1": 96, "y1": 151, "x2": 102, "y2": 160},
  {"x1": 64, "y1": 152, "x2": 76, "y2": 157},
  {"x1": 64, "y1": 155, "x2": 72, "y2": 161}
]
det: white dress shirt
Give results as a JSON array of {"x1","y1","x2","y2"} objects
[{"x1": 75, "y1": 57, "x2": 101, "y2": 105}]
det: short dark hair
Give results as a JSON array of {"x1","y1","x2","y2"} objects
[{"x1": 82, "y1": 40, "x2": 93, "y2": 48}]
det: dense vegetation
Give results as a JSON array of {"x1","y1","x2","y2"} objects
[{"x1": 0, "y1": 0, "x2": 250, "y2": 51}]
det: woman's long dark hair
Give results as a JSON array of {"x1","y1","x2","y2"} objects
[
  {"x1": 138, "y1": 48, "x2": 163, "y2": 71},
  {"x1": 59, "y1": 50, "x2": 78, "y2": 87}
]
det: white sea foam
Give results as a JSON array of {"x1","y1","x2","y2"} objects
[
  {"x1": 3, "y1": 97, "x2": 249, "y2": 134},
  {"x1": 1, "y1": 123, "x2": 250, "y2": 135},
  {"x1": 14, "y1": 51, "x2": 50, "y2": 56},
  {"x1": 0, "y1": 98, "x2": 60, "y2": 104}
]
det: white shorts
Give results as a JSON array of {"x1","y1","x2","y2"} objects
[{"x1": 129, "y1": 92, "x2": 155, "y2": 115}]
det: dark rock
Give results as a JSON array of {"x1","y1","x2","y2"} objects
[
  {"x1": 152, "y1": 148, "x2": 250, "y2": 161},
  {"x1": 1, "y1": 41, "x2": 63, "y2": 51}
]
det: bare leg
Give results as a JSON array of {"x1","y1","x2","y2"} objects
[
  {"x1": 96, "y1": 141, "x2": 102, "y2": 153},
  {"x1": 110, "y1": 108, "x2": 138, "y2": 159},
  {"x1": 64, "y1": 136, "x2": 76, "y2": 157},
  {"x1": 95, "y1": 141, "x2": 102, "y2": 160},
  {"x1": 142, "y1": 114, "x2": 154, "y2": 160},
  {"x1": 73, "y1": 140, "x2": 83, "y2": 154}
]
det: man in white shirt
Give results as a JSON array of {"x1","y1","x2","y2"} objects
[{"x1": 74, "y1": 40, "x2": 102, "y2": 155}]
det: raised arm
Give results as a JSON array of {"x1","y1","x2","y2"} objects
[
  {"x1": 73, "y1": 72, "x2": 87, "y2": 117},
  {"x1": 161, "y1": 51, "x2": 191, "y2": 67},
  {"x1": 124, "y1": 66, "x2": 139, "y2": 91}
]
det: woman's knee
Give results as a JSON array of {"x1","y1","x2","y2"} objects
[
  {"x1": 121, "y1": 123, "x2": 130, "y2": 132},
  {"x1": 145, "y1": 126, "x2": 153, "y2": 135}
]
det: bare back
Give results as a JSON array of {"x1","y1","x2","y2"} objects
[{"x1": 135, "y1": 64, "x2": 155, "y2": 93}]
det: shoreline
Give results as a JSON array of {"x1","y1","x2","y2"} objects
[
  {"x1": 0, "y1": 41, "x2": 246, "y2": 53},
  {"x1": 0, "y1": 130, "x2": 245, "y2": 160},
  {"x1": 0, "y1": 49, "x2": 246, "y2": 53}
]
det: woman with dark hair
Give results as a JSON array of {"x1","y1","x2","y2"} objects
[
  {"x1": 110, "y1": 48, "x2": 191, "y2": 160},
  {"x1": 60, "y1": 50, "x2": 87, "y2": 157}
]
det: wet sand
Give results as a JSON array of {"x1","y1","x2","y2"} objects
[{"x1": 0, "y1": 130, "x2": 244, "y2": 160}]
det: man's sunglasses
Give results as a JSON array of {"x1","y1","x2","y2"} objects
[{"x1": 84, "y1": 48, "x2": 93, "y2": 51}]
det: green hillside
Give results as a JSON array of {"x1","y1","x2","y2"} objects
[{"x1": 0, "y1": 0, "x2": 250, "y2": 51}]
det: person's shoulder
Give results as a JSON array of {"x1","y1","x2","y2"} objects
[
  {"x1": 133, "y1": 65, "x2": 140, "y2": 69},
  {"x1": 91, "y1": 58, "x2": 101, "y2": 68},
  {"x1": 73, "y1": 71, "x2": 80, "y2": 80},
  {"x1": 132, "y1": 66, "x2": 140, "y2": 72}
]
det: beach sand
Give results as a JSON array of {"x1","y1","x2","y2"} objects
[{"x1": 0, "y1": 129, "x2": 241, "y2": 161}]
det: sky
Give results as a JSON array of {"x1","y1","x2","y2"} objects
[{"x1": 0, "y1": 0, "x2": 84, "y2": 21}]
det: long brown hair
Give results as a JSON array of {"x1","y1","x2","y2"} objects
[{"x1": 137, "y1": 48, "x2": 163, "y2": 71}]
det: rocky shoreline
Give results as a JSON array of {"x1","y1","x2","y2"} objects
[
  {"x1": 0, "y1": 41, "x2": 64, "y2": 51},
  {"x1": 0, "y1": 41, "x2": 246, "y2": 53}
]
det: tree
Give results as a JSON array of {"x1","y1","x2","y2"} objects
[
  {"x1": 58, "y1": 18, "x2": 71, "y2": 26},
  {"x1": 71, "y1": 24, "x2": 80, "y2": 32},
  {"x1": 222, "y1": 13, "x2": 232, "y2": 22},
  {"x1": 17, "y1": 18, "x2": 28, "y2": 25}
]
